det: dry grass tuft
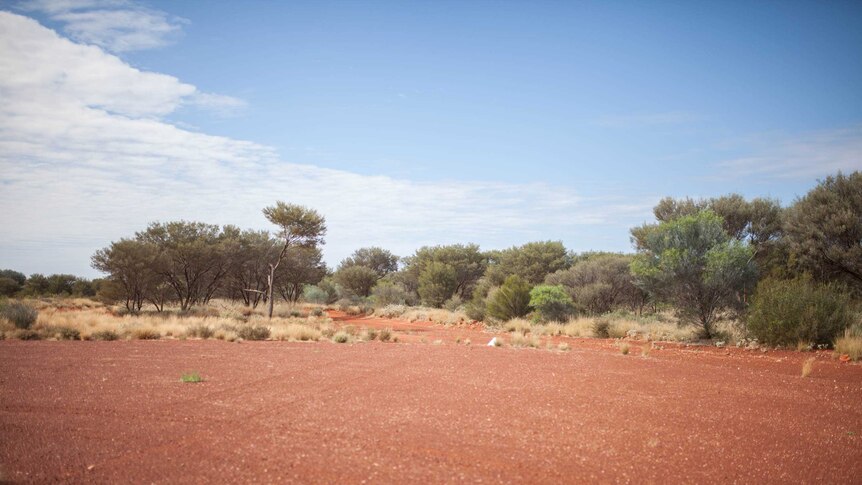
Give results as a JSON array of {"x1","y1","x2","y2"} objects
[
  {"x1": 641, "y1": 344, "x2": 651, "y2": 357},
  {"x1": 503, "y1": 318, "x2": 532, "y2": 334},
  {"x1": 620, "y1": 343, "x2": 630, "y2": 355},
  {"x1": 834, "y1": 334, "x2": 862, "y2": 362},
  {"x1": 332, "y1": 331, "x2": 350, "y2": 344},
  {"x1": 510, "y1": 333, "x2": 539, "y2": 348},
  {"x1": 271, "y1": 324, "x2": 322, "y2": 342},
  {"x1": 557, "y1": 342, "x2": 570, "y2": 352},
  {"x1": 375, "y1": 305, "x2": 470, "y2": 326},
  {"x1": 801, "y1": 357, "x2": 815, "y2": 378}
]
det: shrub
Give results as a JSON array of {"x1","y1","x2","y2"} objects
[
  {"x1": 486, "y1": 275, "x2": 532, "y2": 321},
  {"x1": 132, "y1": 328, "x2": 161, "y2": 340},
  {"x1": 14, "y1": 328, "x2": 41, "y2": 340},
  {"x1": 747, "y1": 277, "x2": 853, "y2": 346},
  {"x1": 332, "y1": 331, "x2": 350, "y2": 343},
  {"x1": 181, "y1": 372, "x2": 203, "y2": 383},
  {"x1": 418, "y1": 262, "x2": 458, "y2": 308},
  {"x1": 185, "y1": 324, "x2": 215, "y2": 339},
  {"x1": 237, "y1": 325, "x2": 270, "y2": 341},
  {"x1": 0, "y1": 301, "x2": 38, "y2": 329},
  {"x1": 529, "y1": 285, "x2": 574, "y2": 322},
  {"x1": 370, "y1": 280, "x2": 410, "y2": 306},
  {"x1": 835, "y1": 334, "x2": 862, "y2": 361},
  {"x1": 593, "y1": 318, "x2": 611, "y2": 339},
  {"x1": 443, "y1": 295, "x2": 463, "y2": 312},
  {"x1": 46, "y1": 326, "x2": 80, "y2": 340},
  {"x1": 378, "y1": 328, "x2": 392, "y2": 342},
  {"x1": 90, "y1": 329, "x2": 119, "y2": 341}
]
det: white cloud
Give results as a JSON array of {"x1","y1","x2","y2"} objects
[
  {"x1": 715, "y1": 126, "x2": 862, "y2": 179},
  {"x1": 0, "y1": 12, "x2": 654, "y2": 275},
  {"x1": 17, "y1": 0, "x2": 186, "y2": 52}
]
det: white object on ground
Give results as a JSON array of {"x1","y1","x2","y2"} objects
[{"x1": 487, "y1": 337, "x2": 498, "y2": 347}]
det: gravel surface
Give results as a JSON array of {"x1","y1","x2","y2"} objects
[{"x1": 1, "y1": 336, "x2": 860, "y2": 483}]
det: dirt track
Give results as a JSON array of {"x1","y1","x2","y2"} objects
[{"x1": 1, "y1": 326, "x2": 861, "y2": 483}]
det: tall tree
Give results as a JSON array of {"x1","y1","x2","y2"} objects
[
  {"x1": 262, "y1": 202, "x2": 326, "y2": 318},
  {"x1": 338, "y1": 247, "x2": 399, "y2": 279}
]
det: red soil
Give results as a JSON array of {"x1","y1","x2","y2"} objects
[{"x1": 1, "y1": 320, "x2": 861, "y2": 483}]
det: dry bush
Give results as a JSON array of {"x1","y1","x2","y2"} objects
[
  {"x1": 375, "y1": 305, "x2": 470, "y2": 326},
  {"x1": 271, "y1": 324, "x2": 322, "y2": 342},
  {"x1": 332, "y1": 331, "x2": 350, "y2": 343},
  {"x1": 378, "y1": 328, "x2": 392, "y2": 342},
  {"x1": 620, "y1": 342, "x2": 630, "y2": 355},
  {"x1": 835, "y1": 334, "x2": 862, "y2": 362},
  {"x1": 509, "y1": 333, "x2": 539, "y2": 348},
  {"x1": 503, "y1": 318, "x2": 532, "y2": 334}
]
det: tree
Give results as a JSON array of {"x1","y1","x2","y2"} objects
[
  {"x1": 276, "y1": 246, "x2": 327, "y2": 303},
  {"x1": 486, "y1": 275, "x2": 532, "y2": 321},
  {"x1": 529, "y1": 285, "x2": 574, "y2": 322},
  {"x1": 546, "y1": 253, "x2": 645, "y2": 314},
  {"x1": 338, "y1": 247, "x2": 399, "y2": 279},
  {"x1": 0, "y1": 269, "x2": 25, "y2": 296},
  {"x1": 417, "y1": 262, "x2": 458, "y2": 308},
  {"x1": 402, "y1": 244, "x2": 487, "y2": 301},
  {"x1": 262, "y1": 202, "x2": 326, "y2": 318},
  {"x1": 221, "y1": 229, "x2": 277, "y2": 308},
  {"x1": 485, "y1": 241, "x2": 571, "y2": 285},
  {"x1": 784, "y1": 172, "x2": 862, "y2": 292},
  {"x1": 630, "y1": 211, "x2": 756, "y2": 338},
  {"x1": 333, "y1": 265, "x2": 378, "y2": 298},
  {"x1": 91, "y1": 239, "x2": 163, "y2": 313},
  {"x1": 136, "y1": 221, "x2": 233, "y2": 310}
]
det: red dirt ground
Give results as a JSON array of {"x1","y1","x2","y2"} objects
[{"x1": 1, "y1": 317, "x2": 861, "y2": 483}]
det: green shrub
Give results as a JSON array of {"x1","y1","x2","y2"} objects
[
  {"x1": 486, "y1": 275, "x2": 532, "y2": 321},
  {"x1": 0, "y1": 301, "x2": 38, "y2": 329},
  {"x1": 237, "y1": 325, "x2": 270, "y2": 341},
  {"x1": 181, "y1": 372, "x2": 203, "y2": 383},
  {"x1": 371, "y1": 280, "x2": 411, "y2": 306},
  {"x1": 529, "y1": 285, "x2": 574, "y2": 322},
  {"x1": 418, "y1": 262, "x2": 458, "y2": 308},
  {"x1": 747, "y1": 277, "x2": 853, "y2": 346},
  {"x1": 91, "y1": 329, "x2": 119, "y2": 341}
]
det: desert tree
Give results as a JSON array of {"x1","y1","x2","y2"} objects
[
  {"x1": 630, "y1": 211, "x2": 756, "y2": 338},
  {"x1": 546, "y1": 253, "x2": 646, "y2": 314},
  {"x1": 262, "y1": 202, "x2": 326, "y2": 318},
  {"x1": 333, "y1": 265, "x2": 378, "y2": 298},
  {"x1": 784, "y1": 172, "x2": 862, "y2": 292},
  {"x1": 338, "y1": 247, "x2": 399, "y2": 279},
  {"x1": 276, "y1": 246, "x2": 328, "y2": 302},
  {"x1": 91, "y1": 239, "x2": 163, "y2": 313},
  {"x1": 484, "y1": 241, "x2": 571, "y2": 285},
  {"x1": 403, "y1": 244, "x2": 487, "y2": 301}
]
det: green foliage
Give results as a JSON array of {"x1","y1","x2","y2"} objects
[
  {"x1": 262, "y1": 202, "x2": 327, "y2": 247},
  {"x1": 370, "y1": 280, "x2": 412, "y2": 306},
  {"x1": 0, "y1": 270, "x2": 25, "y2": 296},
  {"x1": 0, "y1": 301, "x2": 38, "y2": 329},
  {"x1": 276, "y1": 246, "x2": 328, "y2": 302},
  {"x1": 528, "y1": 285, "x2": 574, "y2": 322},
  {"x1": 339, "y1": 247, "x2": 399, "y2": 279},
  {"x1": 631, "y1": 210, "x2": 757, "y2": 338},
  {"x1": 546, "y1": 253, "x2": 645, "y2": 314},
  {"x1": 333, "y1": 265, "x2": 379, "y2": 297},
  {"x1": 485, "y1": 241, "x2": 571, "y2": 285},
  {"x1": 784, "y1": 172, "x2": 862, "y2": 292},
  {"x1": 303, "y1": 278, "x2": 339, "y2": 304},
  {"x1": 486, "y1": 275, "x2": 532, "y2": 321},
  {"x1": 747, "y1": 277, "x2": 853, "y2": 346},
  {"x1": 237, "y1": 325, "x2": 270, "y2": 341},
  {"x1": 402, "y1": 244, "x2": 487, "y2": 300},
  {"x1": 418, "y1": 262, "x2": 458, "y2": 308}
]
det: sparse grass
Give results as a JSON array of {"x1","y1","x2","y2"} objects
[
  {"x1": 237, "y1": 325, "x2": 270, "y2": 341},
  {"x1": 641, "y1": 343, "x2": 651, "y2": 357},
  {"x1": 185, "y1": 324, "x2": 215, "y2": 339},
  {"x1": 797, "y1": 341, "x2": 814, "y2": 352},
  {"x1": 464, "y1": 338, "x2": 471, "y2": 346},
  {"x1": 620, "y1": 343, "x2": 630, "y2": 355},
  {"x1": 362, "y1": 328, "x2": 379, "y2": 341},
  {"x1": 503, "y1": 318, "x2": 532, "y2": 334},
  {"x1": 131, "y1": 327, "x2": 161, "y2": 340},
  {"x1": 835, "y1": 334, "x2": 862, "y2": 362},
  {"x1": 180, "y1": 372, "x2": 203, "y2": 383},
  {"x1": 271, "y1": 324, "x2": 322, "y2": 342},
  {"x1": 375, "y1": 305, "x2": 470, "y2": 325},
  {"x1": 90, "y1": 329, "x2": 119, "y2": 341},
  {"x1": 378, "y1": 328, "x2": 392, "y2": 342},
  {"x1": 510, "y1": 333, "x2": 539, "y2": 348},
  {"x1": 801, "y1": 357, "x2": 815, "y2": 378},
  {"x1": 557, "y1": 342, "x2": 570, "y2": 352}
]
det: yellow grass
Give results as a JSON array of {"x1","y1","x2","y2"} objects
[
  {"x1": 1, "y1": 298, "x2": 333, "y2": 341},
  {"x1": 374, "y1": 305, "x2": 470, "y2": 325},
  {"x1": 835, "y1": 334, "x2": 862, "y2": 362}
]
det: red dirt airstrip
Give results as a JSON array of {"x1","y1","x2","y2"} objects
[{"x1": 1, "y1": 314, "x2": 861, "y2": 483}]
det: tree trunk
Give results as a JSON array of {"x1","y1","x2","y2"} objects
[{"x1": 267, "y1": 264, "x2": 276, "y2": 319}]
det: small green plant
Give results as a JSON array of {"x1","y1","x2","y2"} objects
[
  {"x1": 1, "y1": 301, "x2": 38, "y2": 329},
  {"x1": 237, "y1": 325, "x2": 270, "y2": 341},
  {"x1": 181, "y1": 372, "x2": 203, "y2": 383}
]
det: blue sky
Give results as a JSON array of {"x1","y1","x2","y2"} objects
[{"x1": 1, "y1": 0, "x2": 861, "y2": 277}]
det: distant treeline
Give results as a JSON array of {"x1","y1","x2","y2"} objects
[
  {"x1": 4, "y1": 171, "x2": 860, "y2": 346},
  {"x1": 0, "y1": 271, "x2": 101, "y2": 298}
]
